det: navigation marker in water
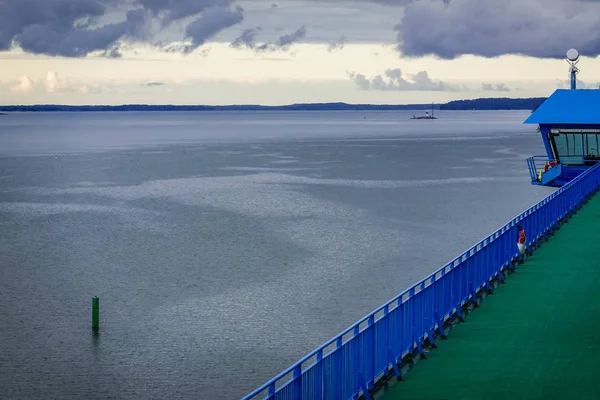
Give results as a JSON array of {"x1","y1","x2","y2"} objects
[{"x1": 92, "y1": 297, "x2": 99, "y2": 330}]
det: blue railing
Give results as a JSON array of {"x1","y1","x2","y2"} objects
[
  {"x1": 526, "y1": 155, "x2": 554, "y2": 183},
  {"x1": 242, "y1": 162, "x2": 600, "y2": 400}
]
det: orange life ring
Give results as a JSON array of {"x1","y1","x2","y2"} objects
[{"x1": 544, "y1": 161, "x2": 558, "y2": 172}]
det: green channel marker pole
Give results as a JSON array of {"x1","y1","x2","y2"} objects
[{"x1": 92, "y1": 296, "x2": 99, "y2": 330}]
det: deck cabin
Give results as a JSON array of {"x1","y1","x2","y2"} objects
[{"x1": 524, "y1": 89, "x2": 600, "y2": 187}]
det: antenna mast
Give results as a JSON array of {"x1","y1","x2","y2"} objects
[{"x1": 566, "y1": 48, "x2": 580, "y2": 90}]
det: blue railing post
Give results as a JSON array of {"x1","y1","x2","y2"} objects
[
  {"x1": 387, "y1": 349, "x2": 402, "y2": 380},
  {"x1": 367, "y1": 314, "x2": 375, "y2": 390},
  {"x1": 267, "y1": 383, "x2": 275, "y2": 399},
  {"x1": 353, "y1": 324, "x2": 360, "y2": 393},
  {"x1": 358, "y1": 372, "x2": 372, "y2": 400},
  {"x1": 383, "y1": 305, "x2": 390, "y2": 378},
  {"x1": 316, "y1": 350, "x2": 323, "y2": 400},
  {"x1": 293, "y1": 365, "x2": 302, "y2": 399},
  {"x1": 336, "y1": 336, "x2": 342, "y2": 400},
  {"x1": 427, "y1": 276, "x2": 437, "y2": 347},
  {"x1": 434, "y1": 310, "x2": 446, "y2": 339}
]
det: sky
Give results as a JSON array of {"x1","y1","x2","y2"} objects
[{"x1": 2, "y1": 0, "x2": 600, "y2": 105}]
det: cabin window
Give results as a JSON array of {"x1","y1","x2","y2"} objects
[
  {"x1": 584, "y1": 134, "x2": 600, "y2": 161},
  {"x1": 550, "y1": 131, "x2": 600, "y2": 165},
  {"x1": 551, "y1": 133, "x2": 583, "y2": 165}
]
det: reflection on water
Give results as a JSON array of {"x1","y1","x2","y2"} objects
[{"x1": 0, "y1": 111, "x2": 553, "y2": 399}]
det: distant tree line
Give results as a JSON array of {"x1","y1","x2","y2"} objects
[
  {"x1": 0, "y1": 103, "x2": 438, "y2": 112},
  {"x1": 440, "y1": 97, "x2": 547, "y2": 110},
  {"x1": 0, "y1": 97, "x2": 548, "y2": 112}
]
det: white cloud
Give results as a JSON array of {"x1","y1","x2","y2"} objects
[
  {"x1": 481, "y1": 82, "x2": 511, "y2": 92},
  {"x1": 556, "y1": 78, "x2": 600, "y2": 89},
  {"x1": 9, "y1": 76, "x2": 35, "y2": 94},
  {"x1": 2, "y1": 40, "x2": 600, "y2": 105},
  {"x1": 45, "y1": 71, "x2": 60, "y2": 93},
  {"x1": 349, "y1": 68, "x2": 463, "y2": 91},
  {"x1": 6, "y1": 71, "x2": 105, "y2": 97}
]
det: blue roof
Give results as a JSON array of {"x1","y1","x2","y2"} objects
[{"x1": 524, "y1": 89, "x2": 600, "y2": 125}]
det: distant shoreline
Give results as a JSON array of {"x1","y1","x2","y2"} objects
[{"x1": 0, "y1": 97, "x2": 547, "y2": 112}]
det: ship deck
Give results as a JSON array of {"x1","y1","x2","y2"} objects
[{"x1": 374, "y1": 194, "x2": 600, "y2": 400}]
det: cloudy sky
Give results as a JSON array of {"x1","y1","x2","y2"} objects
[{"x1": 2, "y1": 0, "x2": 600, "y2": 105}]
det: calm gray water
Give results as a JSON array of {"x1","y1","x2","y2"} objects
[{"x1": 0, "y1": 110, "x2": 554, "y2": 399}]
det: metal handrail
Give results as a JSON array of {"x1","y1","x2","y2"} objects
[
  {"x1": 526, "y1": 156, "x2": 557, "y2": 183},
  {"x1": 242, "y1": 162, "x2": 600, "y2": 400}
]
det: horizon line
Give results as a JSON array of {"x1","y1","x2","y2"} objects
[{"x1": 0, "y1": 96, "x2": 548, "y2": 109}]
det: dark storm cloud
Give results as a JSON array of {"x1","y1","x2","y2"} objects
[
  {"x1": 5, "y1": 0, "x2": 599, "y2": 60},
  {"x1": 102, "y1": 47, "x2": 123, "y2": 58},
  {"x1": 229, "y1": 25, "x2": 306, "y2": 52},
  {"x1": 0, "y1": 0, "x2": 244, "y2": 57},
  {"x1": 185, "y1": 6, "x2": 244, "y2": 48},
  {"x1": 327, "y1": 36, "x2": 346, "y2": 52},
  {"x1": 365, "y1": 0, "x2": 415, "y2": 4},
  {"x1": 137, "y1": 0, "x2": 232, "y2": 25},
  {"x1": 349, "y1": 68, "x2": 461, "y2": 91},
  {"x1": 395, "y1": 0, "x2": 600, "y2": 59},
  {"x1": 255, "y1": 26, "x2": 307, "y2": 52},
  {"x1": 230, "y1": 27, "x2": 262, "y2": 49},
  {"x1": 277, "y1": 26, "x2": 307, "y2": 46},
  {"x1": 0, "y1": 0, "x2": 147, "y2": 56}
]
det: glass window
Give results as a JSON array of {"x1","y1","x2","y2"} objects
[
  {"x1": 551, "y1": 133, "x2": 583, "y2": 165},
  {"x1": 584, "y1": 134, "x2": 600, "y2": 161},
  {"x1": 551, "y1": 132, "x2": 600, "y2": 164}
]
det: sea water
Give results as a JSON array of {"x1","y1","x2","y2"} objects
[{"x1": 0, "y1": 110, "x2": 554, "y2": 399}]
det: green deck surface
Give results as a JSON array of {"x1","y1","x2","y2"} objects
[{"x1": 375, "y1": 195, "x2": 600, "y2": 400}]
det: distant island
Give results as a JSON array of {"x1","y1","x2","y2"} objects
[
  {"x1": 0, "y1": 97, "x2": 548, "y2": 112},
  {"x1": 440, "y1": 97, "x2": 547, "y2": 110}
]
